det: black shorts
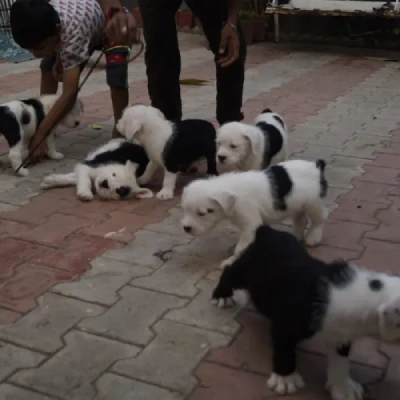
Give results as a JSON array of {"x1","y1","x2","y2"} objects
[{"x1": 40, "y1": 43, "x2": 130, "y2": 89}]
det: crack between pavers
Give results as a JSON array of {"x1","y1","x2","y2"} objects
[{"x1": 3, "y1": 382, "x2": 63, "y2": 400}]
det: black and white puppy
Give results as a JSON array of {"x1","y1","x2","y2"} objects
[
  {"x1": 116, "y1": 104, "x2": 218, "y2": 200},
  {"x1": 212, "y1": 225, "x2": 400, "y2": 400},
  {"x1": 0, "y1": 94, "x2": 83, "y2": 176},
  {"x1": 216, "y1": 108, "x2": 288, "y2": 171},
  {"x1": 181, "y1": 159, "x2": 327, "y2": 268},
  {"x1": 41, "y1": 139, "x2": 153, "y2": 201}
]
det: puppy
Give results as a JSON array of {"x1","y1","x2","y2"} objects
[
  {"x1": 216, "y1": 108, "x2": 288, "y2": 171},
  {"x1": 116, "y1": 104, "x2": 218, "y2": 200},
  {"x1": 41, "y1": 139, "x2": 153, "y2": 201},
  {"x1": 181, "y1": 159, "x2": 327, "y2": 268},
  {"x1": 212, "y1": 224, "x2": 400, "y2": 400},
  {"x1": 0, "y1": 94, "x2": 83, "y2": 176}
]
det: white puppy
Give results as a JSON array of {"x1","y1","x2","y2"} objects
[
  {"x1": 41, "y1": 139, "x2": 153, "y2": 201},
  {"x1": 181, "y1": 159, "x2": 327, "y2": 268},
  {"x1": 216, "y1": 108, "x2": 288, "y2": 171},
  {"x1": 0, "y1": 94, "x2": 83, "y2": 176},
  {"x1": 117, "y1": 104, "x2": 218, "y2": 200}
]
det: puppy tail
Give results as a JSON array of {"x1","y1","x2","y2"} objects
[
  {"x1": 315, "y1": 159, "x2": 328, "y2": 198},
  {"x1": 261, "y1": 107, "x2": 273, "y2": 114}
]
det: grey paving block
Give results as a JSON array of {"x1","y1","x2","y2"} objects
[
  {"x1": 103, "y1": 230, "x2": 192, "y2": 269},
  {"x1": 165, "y1": 279, "x2": 243, "y2": 335},
  {"x1": 0, "y1": 384, "x2": 56, "y2": 400},
  {"x1": 11, "y1": 331, "x2": 139, "y2": 400},
  {"x1": 0, "y1": 293, "x2": 104, "y2": 353},
  {"x1": 79, "y1": 286, "x2": 187, "y2": 346},
  {"x1": 112, "y1": 320, "x2": 230, "y2": 394},
  {"x1": 52, "y1": 258, "x2": 152, "y2": 306},
  {"x1": 94, "y1": 373, "x2": 183, "y2": 400},
  {"x1": 131, "y1": 254, "x2": 215, "y2": 298},
  {"x1": 0, "y1": 342, "x2": 44, "y2": 381}
]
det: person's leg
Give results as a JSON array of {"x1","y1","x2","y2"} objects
[
  {"x1": 138, "y1": 0, "x2": 183, "y2": 121},
  {"x1": 185, "y1": 0, "x2": 246, "y2": 125},
  {"x1": 103, "y1": 38, "x2": 130, "y2": 138},
  {"x1": 40, "y1": 54, "x2": 58, "y2": 95}
]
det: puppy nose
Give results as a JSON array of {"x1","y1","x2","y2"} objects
[
  {"x1": 218, "y1": 155, "x2": 226, "y2": 162},
  {"x1": 74, "y1": 121, "x2": 80, "y2": 127},
  {"x1": 116, "y1": 186, "x2": 131, "y2": 197},
  {"x1": 183, "y1": 225, "x2": 192, "y2": 233}
]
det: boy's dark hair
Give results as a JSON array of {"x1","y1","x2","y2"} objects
[{"x1": 10, "y1": 0, "x2": 60, "y2": 49}]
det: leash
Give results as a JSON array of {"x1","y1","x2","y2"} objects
[{"x1": 15, "y1": 38, "x2": 144, "y2": 174}]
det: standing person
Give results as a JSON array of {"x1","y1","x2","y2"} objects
[{"x1": 139, "y1": 0, "x2": 246, "y2": 125}]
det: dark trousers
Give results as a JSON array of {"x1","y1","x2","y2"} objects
[{"x1": 138, "y1": 0, "x2": 246, "y2": 125}]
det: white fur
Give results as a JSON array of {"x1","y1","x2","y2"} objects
[
  {"x1": 116, "y1": 104, "x2": 175, "y2": 199},
  {"x1": 267, "y1": 372, "x2": 305, "y2": 395},
  {"x1": 1, "y1": 94, "x2": 83, "y2": 177},
  {"x1": 216, "y1": 111, "x2": 288, "y2": 171},
  {"x1": 181, "y1": 159, "x2": 326, "y2": 267},
  {"x1": 41, "y1": 139, "x2": 153, "y2": 201}
]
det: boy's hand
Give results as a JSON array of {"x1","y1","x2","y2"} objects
[
  {"x1": 29, "y1": 134, "x2": 48, "y2": 164},
  {"x1": 105, "y1": 5, "x2": 137, "y2": 45}
]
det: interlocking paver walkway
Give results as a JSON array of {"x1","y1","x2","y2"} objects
[{"x1": 0, "y1": 33, "x2": 399, "y2": 399}]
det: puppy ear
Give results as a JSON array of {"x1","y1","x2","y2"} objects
[
  {"x1": 211, "y1": 191, "x2": 236, "y2": 216},
  {"x1": 378, "y1": 297, "x2": 400, "y2": 342},
  {"x1": 243, "y1": 126, "x2": 262, "y2": 156},
  {"x1": 117, "y1": 118, "x2": 141, "y2": 141}
]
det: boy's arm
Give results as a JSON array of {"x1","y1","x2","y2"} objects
[
  {"x1": 29, "y1": 66, "x2": 80, "y2": 162},
  {"x1": 98, "y1": 0, "x2": 137, "y2": 44}
]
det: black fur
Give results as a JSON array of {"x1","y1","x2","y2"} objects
[
  {"x1": 261, "y1": 108, "x2": 272, "y2": 114},
  {"x1": 21, "y1": 98, "x2": 45, "y2": 130},
  {"x1": 162, "y1": 119, "x2": 218, "y2": 175},
  {"x1": 0, "y1": 107, "x2": 21, "y2": 148},
  {"x1": 212, "y1": 225, "x2": 356, "y2": 377},
  {"x1": 265, "y1": 165, "x2": 293, "y2": 211},
  {"x1": 83, "y1": 142, "x2": 149, "y2": 178},
  {"x1": 256, "y1": 122, "x2": 284, "y2": 168},
  {"x1": 316, "y1": 159, "x2": 328, "y2": 198}
]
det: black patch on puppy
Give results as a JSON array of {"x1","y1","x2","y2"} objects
[
  {"x1": 99, "y1": 179, "x2": 109, "y2": 189},
  {"x1": 273, "y1": 115, "x2": 285, "y2": 128},
  {"x1": 369, "y1": 279, "x2": 383, "y2": 291},
  {"x1": 256, "y1": 122, "x2": 284, "y2": 168},
  {"x1": 84, "y1": 142, "x2": 149, "y2": 177},
  {"x1": 0, "y1": 106, "x2": 21, "y2": 148},
  {"x1": 265, "y1": 165, "x2": 293, "y2": 211},
  {"x1": 336, "y1": 343, "x2": 352, "y2": 357},
  {"x1": 21, "y1": 98, "x2": 46, "y2": 130},
  {"x1": 316, "y1": 159, "x2": 328, "y2": 198},
  {"x1": 21, "y1": 109, "x2": 31, "y2": 125},
  {"x1": 211, "y1": 224, "x2": 357, "y2": 378},
  {"x1": 162, "y1": 119, "x2": 218, "y2": 176},
  {"x1": 261, "y1": 108, "x2": 272, "y2": 114}
]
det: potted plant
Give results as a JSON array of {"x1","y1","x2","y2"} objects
[
  {"x1": 240, "y1": 10, "x2": 255, "y2": 45},
  {"x1": 176, "y1": 6, "x2": 194, "y2": 29}
]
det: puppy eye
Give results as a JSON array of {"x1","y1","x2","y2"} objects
[
  {"x1": 207, "y1": 208, "x2": 214, "y2": 213},
  {"x1": 197, "y1": 211, "x2": 206, "y2": 217},
  {"x1": 230, "y1": 144, "x2": 237, "y2": 149},
  {"x1": 112, "y1": 173, "x2": 116, "y2": 177}
]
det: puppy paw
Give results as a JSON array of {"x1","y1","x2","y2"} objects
[
  {"x1": 220, "y1": 256, "x2": 235, "y2": 270},
  {"x1": 267, "y1": 372, "x2": 305, "y2": 395},
  {"x1": 16, "y1": 167, "x2": 30, "y2": 177},
  {"x1": 156, "y1": 188, "x2": 174, "y2": 200},
  {"x1": 77, "y1": 190, "x2": 94, "y2": 201},
  {"x1": 135, "y1": 188, "x2": 154, "y2": 199},
  {"x1": 40, "y1": 174, "x2": 56, "y2": 189},
  {"x1": 211, "y1": 296, "x2": 236, "y2": 309},
  {"x1": 305, "y1": 227, "x2": 323, "y2": 247},
  {"x1": 327, "y1": 379, "x2": 364, "y2": 400},
  {"x1": 47, "y1": 151, "x2": 64, "y2": 160}
]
